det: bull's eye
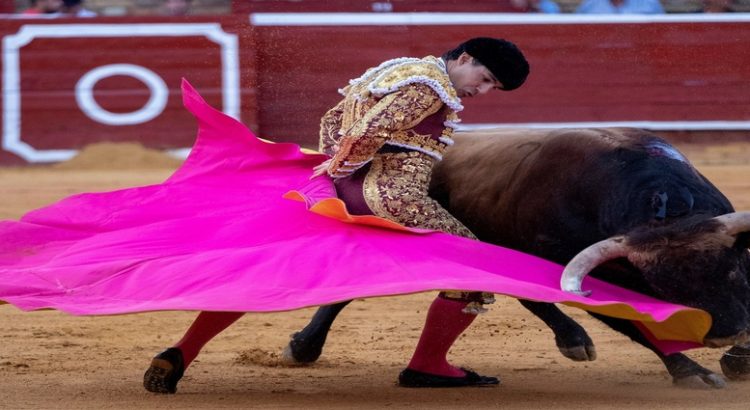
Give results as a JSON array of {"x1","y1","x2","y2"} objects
[{"x1": 651, "y1": 192, "x2": 668, "y2": 220}]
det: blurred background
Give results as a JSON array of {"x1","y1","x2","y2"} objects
[
  {"x1": 1, "y1": 0, "x2": 748, "y2": 164},
  {"x1": 8, "y1": 0, "x2": 750, "y2": 15}
]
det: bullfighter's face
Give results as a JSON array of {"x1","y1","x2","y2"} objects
[{"x1": 447, "y1": 53, "x2": 504, "y2": 98}]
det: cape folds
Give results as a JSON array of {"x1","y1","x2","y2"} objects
[{"x1": 0, "y1": 80, "x2": 710, "y2": 355}]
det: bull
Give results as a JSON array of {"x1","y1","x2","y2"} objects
[{"x1": 283, "y1": 128, "x2": 750, "y2": 388}]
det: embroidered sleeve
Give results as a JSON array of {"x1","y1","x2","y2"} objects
[
  {"x1": 318, "y1": 99, "x2": 345, "y2": 156},
  {"x1": 327, "y1": 83, "x2": 444, "y2": 178}
]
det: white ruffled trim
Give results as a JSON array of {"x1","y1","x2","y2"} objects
[
  {"x1": 343, "y1": 159, "x2": 371, "y2": 167},
  {"x1": 348, "y1": 57, "x2": 422, "y2": 86},
  {"x1": 345, "y1": 57, "x2": 463, "y2": 112},
  {"x1": 369, "y1": 75, "x2": 463, "y2": 112},
  {"x1": 438, "y1": 136, "x2": 454, "y2": 146},
  {"x1": 328, "y1": 171, "x2": 353, "y2": 179},
  {"x1": 352, "y1": 94, "x2": 368, "y2": 103},
  {"x1": 330, "y1": 159, "x2": 372, "y2": 178},
  {"x1": 435, "y1": 57, "x2": 447, "y2": 71},
  {"x1": 443, "y1": 119, "x2": 462, "y2": 128},
  {"x1": 384, "y1": 141, "x2": 443, "y2": 161}
]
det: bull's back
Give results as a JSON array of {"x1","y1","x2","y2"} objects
[
  {"x1": 433, "y1": 127, "x2": 626, "y2": 215},
  {"x1": 430, "y1": 127, "x2": 728, "y2": 262},
  {"x1": 438, "y1": 127, "x2": 632, "y2": 193}
]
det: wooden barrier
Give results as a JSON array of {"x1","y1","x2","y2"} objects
[
  {"x1": 1, "y1": 14, "x2": 748, "y2": 164},
  {"x1": 0, "y1": 16, "x2": 256, "y2": 164},
  {"x1": 232, "y1": 0, "x2": 524, "y2": 13},
  {"x1": 251, "y1": 14, "x2": 750, "y2": 146}
]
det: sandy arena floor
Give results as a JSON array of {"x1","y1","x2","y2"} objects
[{"x1": 1, "y1": 141, "x2": 750, "y2": 409}]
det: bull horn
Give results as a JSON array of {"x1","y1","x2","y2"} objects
[
  {"x1": 560, "y1": 236, "x2": 631, "y2": 296},
  {"x1": 711, "y1": 211, "x2": 750, "y2": 237}
]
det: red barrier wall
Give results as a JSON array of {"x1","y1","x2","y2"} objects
[
  {"x1": 253, "y1": 18, "x2": 750, "y2": 146},
  {"x1": 1, "y1": 15, "x2": 749, "y2": 164},
  {"x1": 232, "y1": 0, "x2": 522, "y2": 13},
  {"x1": 0, "y1": 16, "x2": 257, "y2": 165}
]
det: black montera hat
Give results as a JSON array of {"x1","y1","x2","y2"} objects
[{"x1": 463, "y1": 37, "x2": 529, "y2": 91}]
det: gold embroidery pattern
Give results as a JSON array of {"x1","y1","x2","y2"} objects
[
  {"x1": 362, "y1": 150, "x2": 494, "y2": 308},
  {"x1": 363, "y1": 56, "x2": 462, "y2": 112},
  {"x1": 442, "y1": 111, "x2": 460, "y2": 142},
  {"x1": 318, "y1": 99, "x2": 345, "y2": 155},
  {"x1": 319, "y1": 56, "x2": 492, "y2": 308},
  {"x1": 363, "y1": 151, "x2": 476, "y2": 239},
  {"x1": 322, "y1": 55, "x2": 463, "y2": 178},
  {"x1": 328, "y1": 83, "x2": 445, "y2": 178},
  {"x1": 386, "y1": 129, "x2": 449, "y2": 160}
]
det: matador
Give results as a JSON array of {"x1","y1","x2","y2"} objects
[
  {"x1": 144, "y1": 37, "x2": 530, "y2": 393},
  {"x1": 310, "y1": 38, "x2": 530, "y2": 387}
]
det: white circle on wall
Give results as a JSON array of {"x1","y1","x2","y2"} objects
[{"x1": 75, "y1": 64, "x2": 168, "y2": 126}]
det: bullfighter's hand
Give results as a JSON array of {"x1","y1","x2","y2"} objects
[{"x1": 311, "y1": 158, "x2": 333, "y2": 179}]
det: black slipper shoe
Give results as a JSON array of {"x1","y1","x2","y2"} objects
[
  {"x1": 143, "y1": 347, "x2": 185, "y2": 394},
  {"x1": 398, "y1": 368, "x2": 500, "y2": 388}
]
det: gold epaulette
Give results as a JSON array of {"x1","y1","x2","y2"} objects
[{"x1": 345, "y1": 56, "x2": 463, "y2": 113}]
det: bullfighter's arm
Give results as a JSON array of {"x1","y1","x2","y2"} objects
[
  {"x1": 318, "y1": 98, "x2": 346, "y2": 156},
  {"x1": 326, "y1": 83, "x2": 444, "y2": 178}
]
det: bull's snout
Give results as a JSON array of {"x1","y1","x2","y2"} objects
[{"x1": 704, "y1": 330, "x2": 750, "y2": 348}]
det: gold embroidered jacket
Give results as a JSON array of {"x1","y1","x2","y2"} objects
[{"x1": 319, "y1": 56, "x2": 464, "y2": 178}]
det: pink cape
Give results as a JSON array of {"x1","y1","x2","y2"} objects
[{"x1": 0, "y1": 80, "x2": 710, "y2": 354}]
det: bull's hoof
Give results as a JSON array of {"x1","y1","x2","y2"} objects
[
  {"x1": 279, "y1": 344, "x2": 306, "y2": 366},
  {"x1": 279, "y1": 332, "x2": 323, "y2": 365},
  {"x1": 555, "y1": 330, "x2": 596, "y2": 362},
  {"x1": 664, "y1": 353, "x2": 726, "y2": 389},
  {"x1": 673, "y1": 373, "x2": 726, "y2": 389},
  {"x1": 557, "y1": 344, "x2": 597, "y2": 361},
  {"x1": 719, "y1": 346, "x2": 750, "y2": 381}
]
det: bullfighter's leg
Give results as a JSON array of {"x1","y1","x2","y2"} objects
[
  {"x1": 366, "y1": 165, "x2": 497, "y2": 384},
  {"x1": 286, "y1": 155, "x2": 473, "y2": 368},
  {"x1": 399, "y1": 293, "x2": 498, "y2": 387},
  {"x1": 589, "y1": 312, "x2": 726, "y2": 389},
  {"x1": 518, "y1": 300, "x2": 596, "y2": 361},
  {"x1": 282, "y1": 300, "x2": 352, "y2": 364},
  {"x1": 143, "y1": 311, "x2": 245, "y2": 394},
  {"x1": 298, "y1": 153, "x2": 497, "y2": 386}
]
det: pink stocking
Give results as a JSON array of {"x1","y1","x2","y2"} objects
[
  {"x1": 406, "y1": 295, "x2": 476, "y2": 377},
  {"x1": 174, "y1": 311, "x2": 245, "y2": 368}
]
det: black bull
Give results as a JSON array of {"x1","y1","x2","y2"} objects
[{"x1": 285, "y1": 128, "x2": 750, "y2": 388}]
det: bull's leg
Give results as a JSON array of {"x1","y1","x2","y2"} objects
[
  {"x1": 281, "y1": 300, "x2": 352, "y2": 364},
  {"x1": 589, "y1": 313, "x2": 726, "y2": 389},
  {"x1": 519, "y1": 300, "x2": 596, "y2": 361}
]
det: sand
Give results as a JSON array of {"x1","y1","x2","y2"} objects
[{"x1": 1, "y1": 141, "x2": 750, "y2": 409}]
